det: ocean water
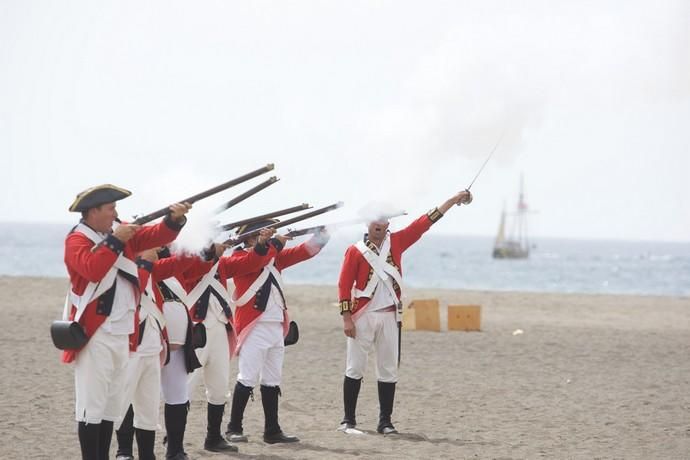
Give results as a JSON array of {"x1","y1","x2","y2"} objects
[{"x1": 1, "y1": 222, "x2": 688, "y2": 297}]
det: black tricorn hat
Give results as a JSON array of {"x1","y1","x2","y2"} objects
[
  {"x1": 237, "y1": 218, "x2": 279, "y2": 236},
  {"x1": 69, "y1": 184, "x2": 132, "y2": 212}
]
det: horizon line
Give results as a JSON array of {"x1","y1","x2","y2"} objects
[{"x1": 0, "y1": 219, "x2": 688, "y2": 245}]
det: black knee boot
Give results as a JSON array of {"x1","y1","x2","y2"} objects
[
  {"x1": 226, "y1": 381, "x2": 253, "y2": 442},
  {"x1": 203, "y1": 403, "x2": 238, "y2": 452},
  {"x1": 115, "y1": 405, "x2": 134, "y2": 459},
  {"x1": 377, "y1": 381, "x2": 398, "y2": 434},
  {"x1": 135, "y1": 428, "x2": 156, "y2": 460},
  {"x1": 99, "y1": 420, "x2": 114, "y2": 460},
  {"x1": 78, "y1": 422, "x2": 100, "y2": 460},
  {"x1": 165, "y1": 402, "x2": 189, "y2": 459},
  {"x1": 341, "y1": 376, "x2": 362, "y2": 427},
  {"x1": 261, "y1": 385, "x2": 299, "y2": 444}
]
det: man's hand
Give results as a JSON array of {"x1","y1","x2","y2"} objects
[
  {"x1": 139, "y1": 248, "x2": 159, "y2": 263},
  {"x1": 257, "y1": 228, "x2": 276, "y2": 245},
  {"x1": 113, "y1": 224, "x2": 141, "y2": 242},
  {"x1": 274, "y1": 234, "x2": 293, "y2": 246},
  {"x1": 437, "y1": 190, "x2": 474, "y2": 214},
  {"x1": 343, "y1": 313, "x2": 356, "y2": 338},
  {"x1": 455, "y1": 190, "x2": 473, "y2": 206},
  {"x1": 213, "y1": 243, "x2": 228, "y2": 258},
  {"x1": 169, "y1": 202, "x2": 192, "y2": 223}
]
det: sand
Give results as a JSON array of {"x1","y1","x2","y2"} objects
[{"x1": 1, "y1": 276, "x2": 688, "y2": 459}]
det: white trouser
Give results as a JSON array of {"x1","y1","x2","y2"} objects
[
  {"x1": 163, "y1": 301, "x2": 188, "y2": 346},
  {"x1": 345, "y1": 309, "x2": 398, "y2": 383},
  {"x1": 75, "y1": 327, "x2": 130, "y2": 424},
  {"x1": 162, "y1": 349, "x2": 188, "y2": 405},
  {"x1": 188, "y1": 320, "x2": 229, "y2": 405},
  {"x1": 119, "y1": 353, "x2": 161, "y2": 431},
  {"x1": 237, "y1": 321, "x2": 284, "y2": 388}
]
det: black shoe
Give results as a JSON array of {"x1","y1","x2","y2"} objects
[
  {"x1": 376, "y1": 421, "x2": 398, "y2": 435},
  {"x1": 337, "y1": 422, "x2": 356, "y2": 432},
  {"x1": 263, "y1": 431, "x2": 299, "y2": 444},
  {"x1": 115, "y1": 456, "x2": 134, "y2": 460},
  {"x1": 166, "y1": 452, "x2": 189, "y2": 460},
  {"x1": 204, "y1": 436, "x2": 239, "y2": 452},
  {"x1": 225, "y1": 431, "x2": 248, "y2": 443}
]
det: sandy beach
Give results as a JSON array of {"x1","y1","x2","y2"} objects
[{"x1": 1, "y1": 276, "x2": 688, "y2": 459}]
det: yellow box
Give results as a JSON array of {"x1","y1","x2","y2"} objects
[
  {"x1": 447, "y1": 305, "x2": 481, "y2": 331},
  {"x1": 401, "y1": 307, "x2": 416, "y2": 331},
  {"x1": 405, "y1": 299, "x2": 441, "y2": 331}
]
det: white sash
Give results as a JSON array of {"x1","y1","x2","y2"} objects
[
  {"x1": 160, "y1": 277, "x2": 190, "y2": 307},
  {"x1": 64, "y1": 223, "x2": 139, "y2": 323},
  {"x1": 140, "y1": 276, "x2": 166, "y2": 328},
  {"x1": 353, "y1": 237, "x2": 403, "y2": 300},
  {"x1": 233, "y1": 258, "x2": 284, "y2": 307},
  {"x1": 186, "y1": 261, "x2": 233, "y2": 313}
]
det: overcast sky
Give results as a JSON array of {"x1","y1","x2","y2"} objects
[{"x1": 1, "y1": 1, "x2": 688, "y2": 242}]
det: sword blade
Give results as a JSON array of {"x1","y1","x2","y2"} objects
[{"x1": 466, "y1": 129, "x2": 505, "y2": 190}]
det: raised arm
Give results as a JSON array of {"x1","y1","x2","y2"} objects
[
  {"x1": 128, "y1": 203, "x2": 191, "y2": 253},
  {"x1": 273, "y1": 229, "x2": 330, "y2": 271},
  {"x1": 394, "y1": 190, "x2": 473, "y2": 252}
]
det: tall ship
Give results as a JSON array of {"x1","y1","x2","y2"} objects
[{"x1": 493, "y1": 175, "x2": 530, "y2": 259}]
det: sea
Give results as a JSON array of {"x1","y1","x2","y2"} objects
[{"x1": 1, "y1": 222, "x2": 688, "y2": 297}]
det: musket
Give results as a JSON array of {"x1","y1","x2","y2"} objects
[
  {"x1": 283, "y1": 211, "x2": 409, "y2": 238},
  {"x1": 214, "y1": 176, "x2": 279, "y2": 214},
  {"x1": 132, "y1": 163, "x2": 275, "y2": 224},
  {"x1": 219, "y1": 204, "x2": 312, "y2": 232},
  {"x1": 284, "y1": 225, "x2": 326, "y2": 238},
  {"x1": 224, "y1": 202, "x2": 343, "y2": 245}
]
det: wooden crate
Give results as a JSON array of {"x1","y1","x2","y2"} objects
[
  {"x1": 447, "y1": 305, "x2": 481, "y2": 331},
  {"x1": 403, "y1": 299, "x2": 441, "y2": 331}
]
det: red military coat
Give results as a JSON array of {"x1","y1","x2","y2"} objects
[
  {"x1": 337, "y1": 210, "x2": 442, "y2": 316},
  {"x1": 62, "y1": 217, "x2": 184, "y2": 363},
  {"x1": 185, "y1": 244, "x2": 276, "y2": 322},
  {"x1": 233, "y1": 236, "x2": 326, "y2": 336},
  {"x1": 129, "y1": 254, "x2": 198, "y2": 351}
]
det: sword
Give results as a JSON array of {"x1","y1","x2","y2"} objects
[
  {"x1": 397, "y1": 303, "x2": 402, "y2": 368},
  {"x1": 466, "y1": 129, "x2": 505, "y2": 191}
]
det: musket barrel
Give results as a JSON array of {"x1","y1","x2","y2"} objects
[
  {"x1": 284, "y1": 225, "x2": 326, "y2": 237},
  {"x1": 225, "y1": 202, "x2": 343, "y2": 245},
  {"x1": 219, "y1": 203, "x2": 311, "y2": 231},
  {"x1": 132, "y1": 163, "x2": 274, "y2": 224},
  {"x1": 215, "y1": 176, "x2": 279, "y2": 214}
]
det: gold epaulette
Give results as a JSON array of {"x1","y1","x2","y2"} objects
[
  {"x1": 427, "y1": 207, "x2": 444, "y2": 223},
  {"x1": 339, "y1": 300, "x2": 353, "y2": 315}
]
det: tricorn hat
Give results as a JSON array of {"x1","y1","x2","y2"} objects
[
  {"x1": 237, "y1": 218, "x2": 279, "y2": 236},
  {"x1": 69, "y1": 184, "x2": 132, "y2": 212}
]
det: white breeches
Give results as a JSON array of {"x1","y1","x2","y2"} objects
[
  {"x1": 188, "y1": 321, "x2": 229, "y2": 405},
  {"x1": 237, "y1": 321, "x2": 284, "y2": 388},
  {"x1": 75, "y1": 327, "x2": 129, "y2": 424},
  {"x1": 119, "y1": 353, "x2": 161, "y2": 431},
  {"x1": 162, "y1": 349, "x2": 188, "y2": 405},
  {"x1": 163, "y1": 301, "x2": 188, "y2": 345},
  {"x1": 345, "y1": 310, "x2": 398, "y2": 383}
]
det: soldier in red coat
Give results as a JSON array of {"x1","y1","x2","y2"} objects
[
  {"x1": 115, "y1": 248, "x2": 203, "y2": 460},
  {"x1": 184, "y1": 230, "x2": 275, "y2": 453},
  {"x1": 225, "y1": 220, "x2": 330, "y2": 445},
  {"x1": 63, "y1": 184, "x2": 190, "y2": 460},
  {"x1": 337, "y1": 191, "x2": 472, "y2": 435}
]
